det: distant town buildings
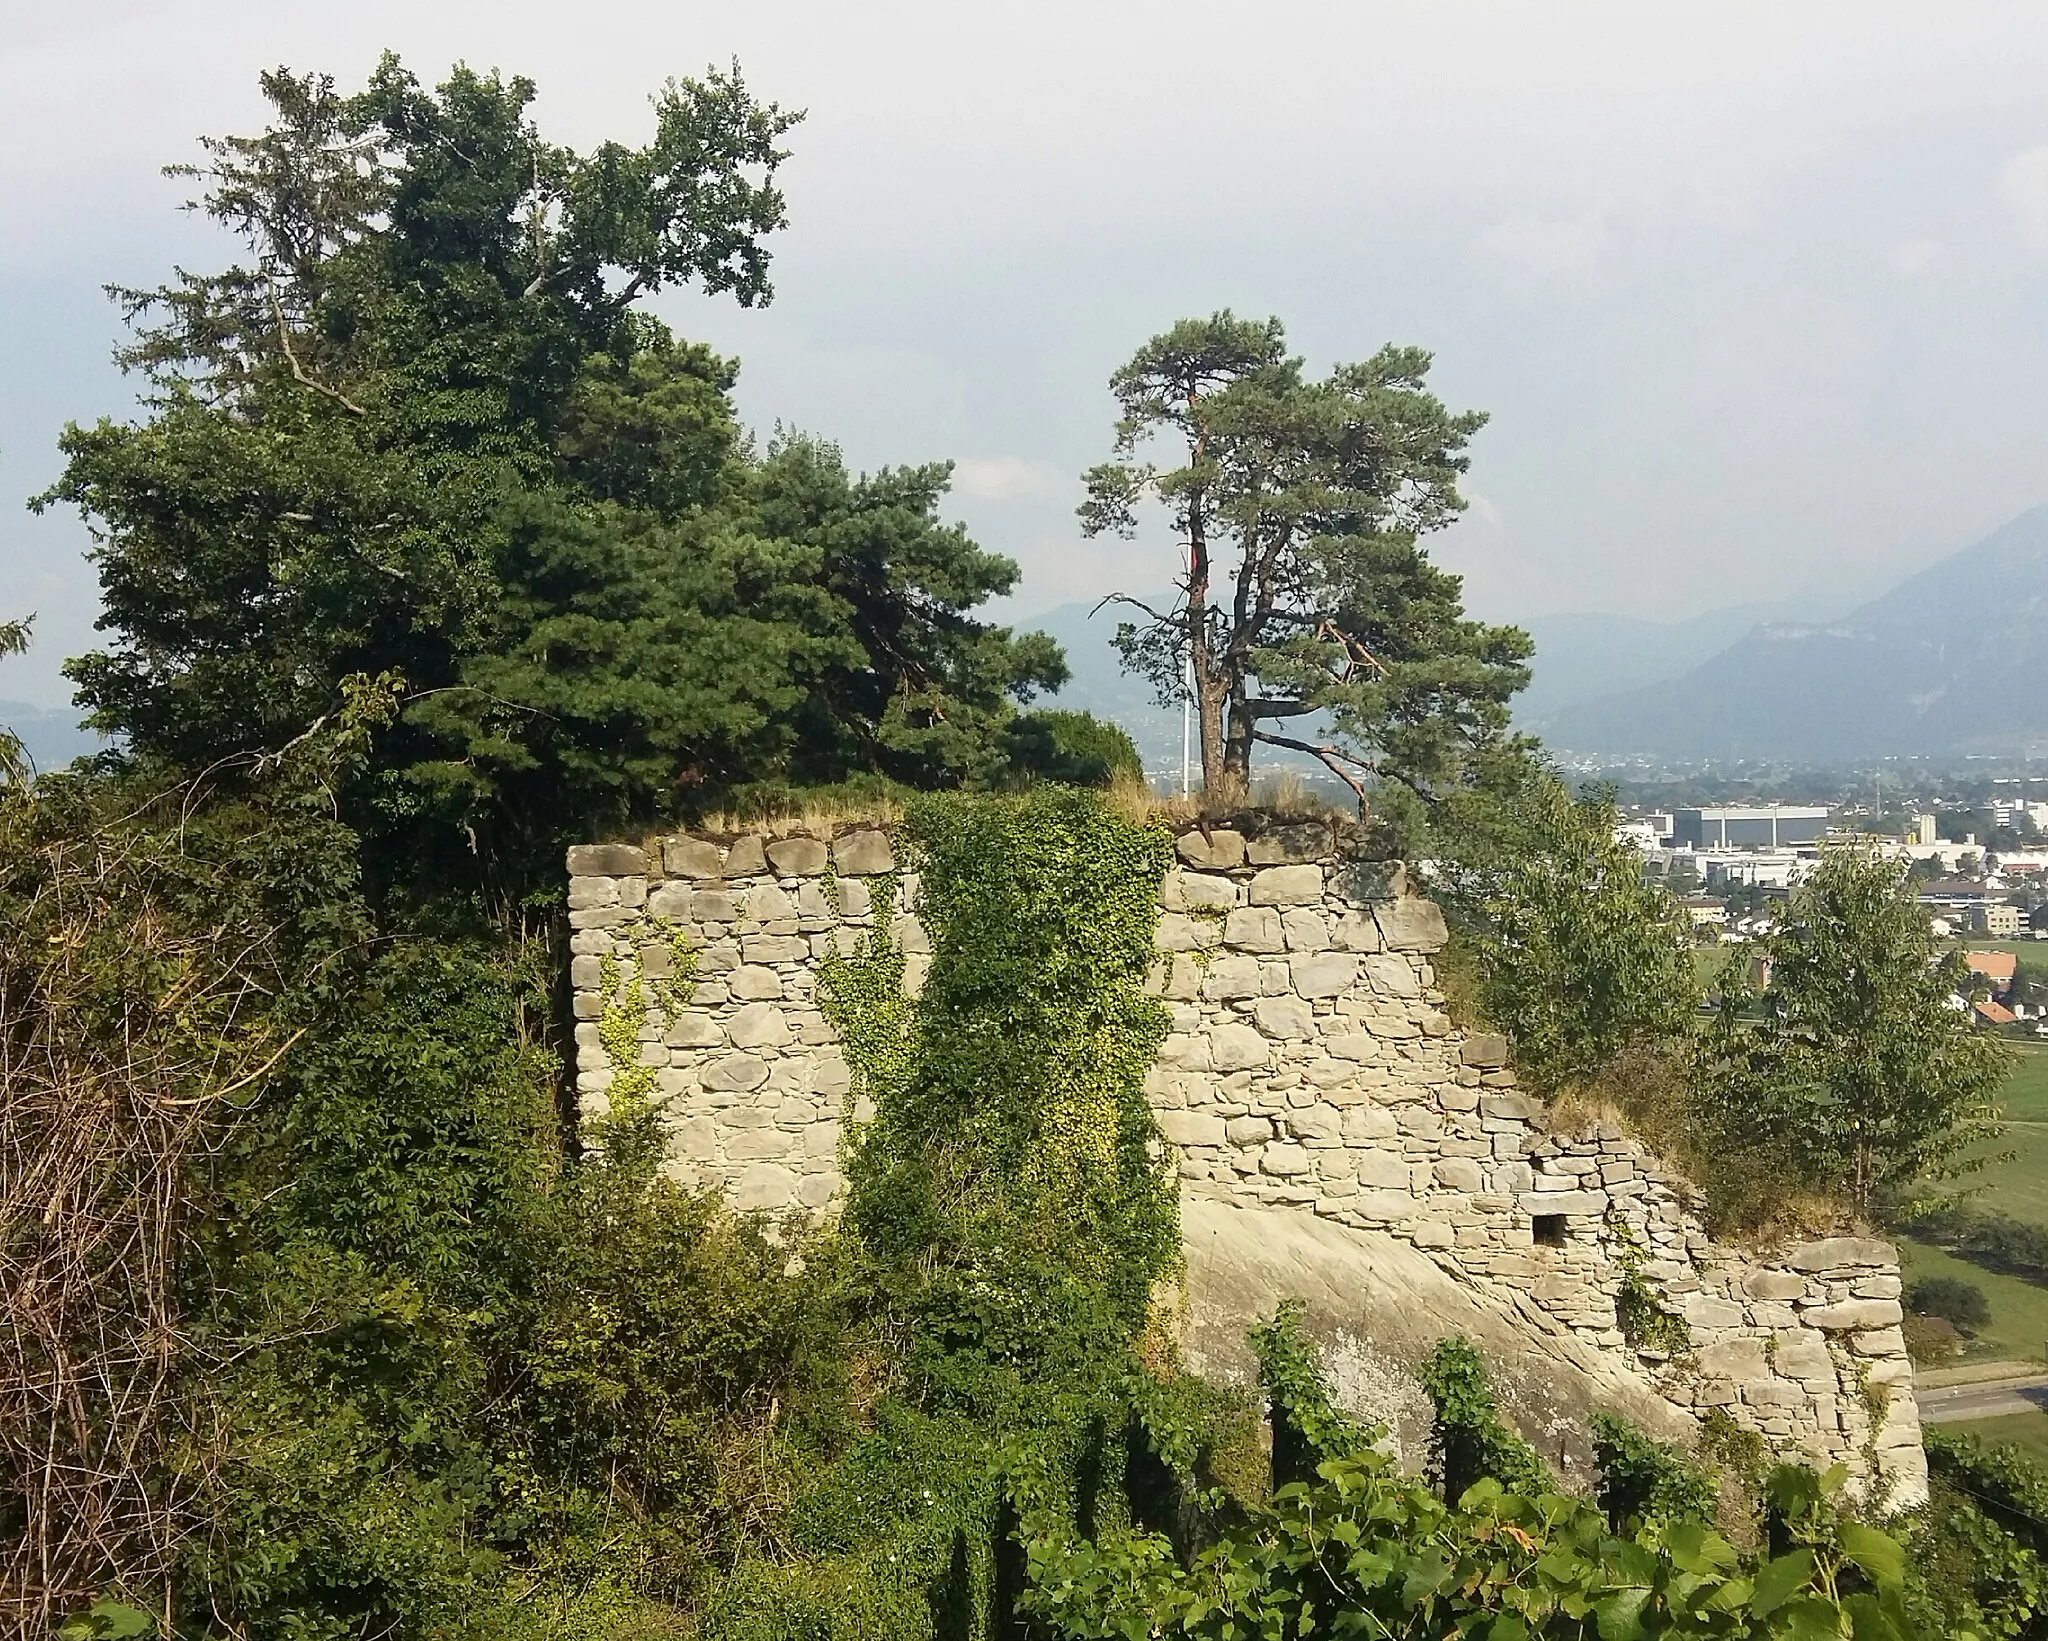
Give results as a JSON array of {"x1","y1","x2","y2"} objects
[
  {"x1": 1975, "y1": 903, "x2": 2023, "y2": 938},
  {"x1": 1673, "y1": 806, "x2": 1832, "y2": 849}
]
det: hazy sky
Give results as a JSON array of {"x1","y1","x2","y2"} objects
[{"x1": 6, "y1": 2, "x2": 2048, "y2": 706}]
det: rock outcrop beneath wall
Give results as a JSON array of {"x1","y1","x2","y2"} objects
[{"x1": 564, "y1": 816, "x2": 1927, "y2": 1508}]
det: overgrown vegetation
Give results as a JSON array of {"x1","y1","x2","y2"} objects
[
  {"x1": 1433, "y1": 774, "x2": 1699, "y2": 1095},
  {"x1": 1021, "y1": 1312, "x2": 1938, "y2": 1640},
  {"x1": 1441, "y1": 790, "x2": 2009, "y2": 1232},
  {"x1": 8, "y1": 42, "x2": 2037, "y2": 1641}
]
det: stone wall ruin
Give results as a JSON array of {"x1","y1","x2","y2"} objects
[{"x1": 565, "y1": 816, "x2": 1926, "y2": 1507}]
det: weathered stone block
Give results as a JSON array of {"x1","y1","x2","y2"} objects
[
  {"x1": 1348, "y1": 1149, "x2": 1407, "y2": 1189},
  {"x1": 724, "y1": 964, "x2": 781, "y2": 1001},
  {"x1": 704, "y1": 1053, "x2": 771, "y2": 1093},
  {"x1": 1260, "y1": 1142, "x2": 1313, "y2": 1177},
  {"x1": 1291, "y1": 953, "x2": 1359, "y2": 997},
  {"x1": 1361, "y1": 954, "x2": 1422, "y2": 999},
  {"x1": 663, "y1": 838, "x2": 724, "y2": 878},
  {"x1": 748, "y1": 883, "x2": 799, "y2": 922},
  {"x1": 1375, "y1": 896, "x2": 1449, "y2": 953},
  {"x1": 1224, "y1": 907, "x2": 1284, "y2": 952},
  {"x1": 1280, "y1": 907, "x2": 1332, "y2": 951},
  {"x1": 832, "y1": 829, "x2": 894, "y2": 876},
  {"x1": 1201, "y1": 957, "x2": 1263, "y2": 1001},
  {"x1": 1849, "y1": 1326, "x2": 1908, "y2": 1357},
  {"x1": 1804, "y1": 1299, "x2": 1903, "y2": 1331},
  {"x1": 1225, "y1": 1115, "x2": 1275, "y2": 1143},
  {"x1": 1177, "y1": 828, "x2": 1247, "y2": 869},
  {"x1": 567, "y1": 876, "x2": 620, "y2": 910},
  {"x1": 1246, "y1": 823, "x2": 1331, "y2": 865},
  {"x1": 568, "y1": 843, "x2": 647, "y2": 876},
  {"x1": 1434, "y1": 1157, "x2": 1485, "y2": 1192},
  {"x1": 726, "y1": 1127, "x2": 794, "y2": 1161},
  {"x1": 1159, "y1": 1110, "x2": 1228, "y2": 1147},
  {"x1": 1253, "y1": 996, "x2": 1316, "y2": 1039},
  {"x1": 642, "y1": 883, "x2": 689, "y2": 918},
  {"x1": 731, "y1": 1162, "x2": 799, "y2": 1211},
  {"x1": 742, "y1": 935, "x2": 810, "y2": 963},
  {"x1": 1248, "y1": 865, "x2": 1323, "y2": 905},
  {"x1": 1745, "y1": 1270, "x2": 1806, "y2": 1302},
  {"x1": 1341, "y1": 1106, "x2": 1399, "y2": 1142},
  {"x1": 671, "y1": 1114, "x2": 718, "y2": 1159},
  {"x1": 1772, "y1": 1333, "x2": 1834, "y2": 1382},
  {"x1": 1177, "y1": 872, "x2": 1237, "y2": 911},
  {"x1": 1680, "y1": 1295, "x2": 1743, "y2": 1331},
  {"x1": 1209, "y1": 1023, "x2": 1271, "y2": 1071},
  {"x1": 1461, "y1": 1033, "x2": 1511, "y2": 1069},
  {"x1": 766, "y1": 836, "x2": 828, "y2": 876},
  {"x1": 1158, "y1": 912, "x2": 1225, "y2": 951},
  {"x1": 1787, "y1": 1237, "x2": 1894, "y2": 1272},
  {"x1": 1286, "y1": 1105, "x2": 1343, "y2": 1142},
  {"x1": 1332, "y1": 910, "x2": 1384, "y2": 952},
  {"x1": 723, "y1": 834, "x2": 768, "y2": 875},
  {"x1": 665, "y1": 1012, "x2": 724, "y2": 1048},
  {"x1": 692, "y1": 890, "x2": 743, "y2": 922},
  {"x1": 1696, "y1": 1338, "x2": 1770, "y2": 1379},
  {"x1": 728, "y1": 1003, "x2": 792, "y2": 1048}
]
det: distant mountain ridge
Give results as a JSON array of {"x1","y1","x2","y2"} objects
[
  {"x1": 1513, "y1": 600, "x2": 1841, "y2": 722},
  {"x1": 0, "y1": 701, "x2": 104, "y2": 770},
  {"x1": 1541, "y1": 506, "x2": 2048, "y2": 760}
]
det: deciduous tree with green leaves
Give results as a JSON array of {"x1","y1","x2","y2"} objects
[
  {"x1": 1432, "y1": 774, "x2": 1700, "y2": 1093},
  {"x1": 1701, "y1": 847, "x2": 2010, "y2": 1215},
  {"x1": 1079, "y1": 311, "x2": 1532, "y2": 810}
]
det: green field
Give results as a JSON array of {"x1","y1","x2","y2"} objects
[
  {"x1": 1899, "y1": 1049, "x2": 2048, "y2": 1364},
  {"x1": 1993, "y1": 1047, "x2": 2048, "y2": 1125},
  {"x1": 1942, "y1": 1410, "x2": 2048, "y2": 1464},
  {"x1": 1899, "y1": 1236, "x2": 2048, "y2": 1364}
]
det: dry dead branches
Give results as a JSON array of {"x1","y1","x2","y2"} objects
[{"x1": 0, "y1": 801, "x2": 289, "y2": 1634}]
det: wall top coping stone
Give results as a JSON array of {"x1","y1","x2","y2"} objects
[
  {"x1": 1785, "y1": 1237, "x2": 1897, "y2": 1271},
  {"x1": 569, "y1": 811, "x2": 1401, "y2": 886}
]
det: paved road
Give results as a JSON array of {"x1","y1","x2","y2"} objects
[{"x1": 1918, "y1": 1375, "x2": 2048, "y2": 1423}]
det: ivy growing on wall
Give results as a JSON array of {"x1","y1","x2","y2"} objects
[{"x1": 824, "y1": 786, "x2": 1179, "y2": 1332}]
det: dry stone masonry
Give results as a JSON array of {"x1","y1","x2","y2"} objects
[{"x1": 566, "y1": 817, "x2": 1926, "y2": 1507}]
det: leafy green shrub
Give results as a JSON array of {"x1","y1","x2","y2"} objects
[
  {"x1": 1017, "y1": 1447, "x2": 1925, "y2": 1639},
  {"x1": 997, "y1": 710, "x2": 1144, "y2": 789},
  {"x1": 1591, "y1": 1411, "x2": 1717, "y2": 1531},
  {"x1": 1416, "y1": 1337, "x2": 1551, "y2": 1502},
  {"x1": 1910, "y1": 1458, "x2": 2048, "y2": 1638},
  {"x1": 1904, "y1": 1313, "x2": 1965, "y2": 1364},
  {"x1": 1910, "y1": 1276, "x2": 1992, "y2": 1331},
  {"x1": 1249, "y1": 1300, "x2": 1380, "y2": 1488}
]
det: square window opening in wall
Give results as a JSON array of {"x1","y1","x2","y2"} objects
[{"x1": 1532, "y1": 1214, "x2": 1568, "y2": 1248}]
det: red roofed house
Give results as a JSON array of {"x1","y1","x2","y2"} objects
[{"x1": 1966, "y1": 950, "x2": 2018, "y2": 987}]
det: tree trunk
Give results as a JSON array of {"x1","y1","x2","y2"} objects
[
  {"x1": 1191, "y1": 608, "x2": 1231, "y2": 803},
  {"x1": 1185, "y1": 493, "x2": 1231, "y2": 802},
  {"x1": 1221, "y1": 697, "x2": 1255, "y2": 800}
]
